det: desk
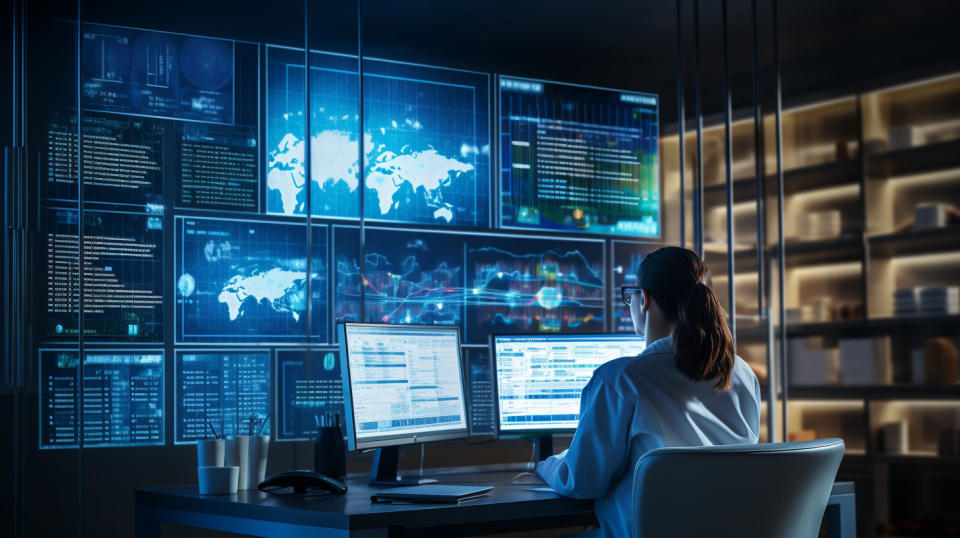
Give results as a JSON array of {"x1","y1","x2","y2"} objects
[{"x1": 135, "y1": 473, "x2": 855, "y2": 538}]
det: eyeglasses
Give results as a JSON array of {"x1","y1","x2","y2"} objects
[{"x1": 621, "y1": 285, "x2": 642, "y2": 306}]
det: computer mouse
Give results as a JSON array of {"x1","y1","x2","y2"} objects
[{"x1": 258, "y1": 470, "x2": 348, "y2": 494}]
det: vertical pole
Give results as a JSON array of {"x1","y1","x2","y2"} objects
[
  {"x1": 675, "y1": 0, "x2": 686, "y2": 248},
  {"x1": 304, "y1": 0, "x2": 312, "y2": 342},
  {"x1": 75, "y1": 0, "x2": 85, "y2": 533},
  {"x1": 751, "y1": 0, "x2": 774, "y2": 442},
  {"x1": 721, "y1": 0, "x2": 736, "y2": 347},
  {"x1": 773, "y1": 0, "x2": 789, "y2": 442},
  {"x1": 357, "y1": 0, "x2": 366, "y2": 323},
  {"x1": 692, "y1": 0, "x2": 704, "y2": 258}
]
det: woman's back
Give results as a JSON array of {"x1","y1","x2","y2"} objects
[{"x1": 535, "y1": 337, "x2": 761, "y2": 538}]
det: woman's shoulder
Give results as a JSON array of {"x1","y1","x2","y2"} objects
[{"x1": 731, "y1": 355, "x2": 761, "y2": 389}]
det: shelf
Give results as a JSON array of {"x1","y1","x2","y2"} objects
[
  {"x1": 785, "y1": 315, "x2": 960, "y2": 337},
  {"x1": 771, "y1": 235, "x2": 864, "y2": 266},
  {"x1": 789, "y1": 385, "x2": 960, "y2": 400},
  {"x1": 866, "y1": 139, "x2": 960, "y2": 178},
  {"x1": 703, "y1": 177, "x2": 762, "y2": 203},
  {"x1": 867, "y1": 227, "x2": 960, "y2": 257},
  {"x1": 702, "y1": 159, "x2": 861, "y2": 201},
  {"x1": 704, "y1": 246, "x2": 763, "y2": 274},
  {"x1": 781, "y1": 159, "x2": 862, "y2": 195},
  {"x1": 871, "y1": 454, "x2": 960, "y2": 467}
]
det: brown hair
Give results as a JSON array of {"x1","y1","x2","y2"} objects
[{"x1": 637, "y1": 247, "x2": 735, "y2": 390}]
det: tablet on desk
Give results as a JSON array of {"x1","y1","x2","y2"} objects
[{"x1": 370, "y1": 485, "x2": 493, "y2": 504}]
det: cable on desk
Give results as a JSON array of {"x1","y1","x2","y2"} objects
[{"x1": 490, "y1": 472, "x2": 538, "y2": 486}]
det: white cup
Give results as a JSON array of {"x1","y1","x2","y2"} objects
[
  {"x1": 197, "y1": 439, "x2": 225, "y2": 468},
  {"x1": 197, "y1": 466, "x2": 239, "y2": 495},
  {"x1": 225, "y1": 435, "x2": 251, "y2": 490},
  {"x1": 246, "y1": 435, "x2": 270, "y2": 489}
]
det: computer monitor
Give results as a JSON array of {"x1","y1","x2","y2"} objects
[
  {"x1": 491, "y1": 333, "x2": 646, "y2": 456},
  {"x1": 339, "y1": 323, "x2": 469, "y2": 485}
]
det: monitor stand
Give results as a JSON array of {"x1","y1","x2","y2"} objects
[
  {"x1": 369, "y1": 446, "x2": 439, "y2": 487},
  {"x1": 534, "y1": 435, "x2": 554, "y2": 461}
]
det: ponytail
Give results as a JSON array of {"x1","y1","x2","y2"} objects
[
  {"x1": 637, "y1": 247, "x2": 736, "y2": 390},
  {"x1": 674, "y1": 281, "x2": 735, "y2": 390}
]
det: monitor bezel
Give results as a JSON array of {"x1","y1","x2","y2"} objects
[
  {"x1": 338, "y1": 322, "x2": 471, "y2": 451},
  {"x1": 490, "y1": 332, "x2": 646, "y2": 438}
]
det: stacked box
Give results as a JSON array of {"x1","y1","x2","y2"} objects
[{"x1": 839, "y1": 337, "x2": 892, "y2": 385}]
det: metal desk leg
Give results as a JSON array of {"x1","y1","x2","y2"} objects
[{"x1": 826, "y1": 492, "x2": 856, "y2": 538}]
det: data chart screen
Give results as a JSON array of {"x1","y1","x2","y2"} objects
[
  {"x1": 499, "y1": 77, "x2": 659, "y2": 237},
  {"x1": 266, "y1": 47, "x2": 490, "y2": 226},
  {"x1": 175, "y1": 217, "x2": 327, "y2": 343},
  {"x1": 464, "y1": 235, "x2": 605, "y2": 343},
  {"x1": 333, "y1": 229, "x2": 605, "y2": 344},
  {"x1": 43, "y1": 208, "x2": 164, "y2": 341},
  {"x1": 80, "y1": 23, "x2": 235, "y2": 123},
  {"x1": 45, "y1": 112, "x2": 165, "y2": 207},
  {"x1": 334, "y1": 227, "x2": 465, "y2": 328},
  {"x1": 340, "y1": 324, "x2": 468, "y2": 448},
  {"x1": 276, "y1": 349, "x2": 344, "y2": 440},
  {"x1": 177, "y1": 122, "x2": 259, "y2": 212},
  {"x1": 40, "y1": 349, "x2": 164, "y2": 448},
  {"x1": 493, "y1": 334, "x2": 646, "y2": 432},
  {"x1": 175, "y1": 350, "x2": 270, "y2": 443}
]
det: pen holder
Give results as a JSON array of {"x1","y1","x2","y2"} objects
[
  {"x1": 246, "y1": 435, "x2": 270, "y2": 488},
  {"x1": 314, "y1": 426, "x2": 346, "y2": 482},
  {"x1": 225, "y1": 435, "x2": 251, "y2": 490},
  {"x1": 197, "y1": 438, "x2": 225, "y2": 467}
]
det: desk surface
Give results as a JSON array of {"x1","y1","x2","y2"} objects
[
  {"x1": 136, "y1": 472, "x2": 595, "y2": 533},
  {"x1": 136, "y1": 474, "x2": 854, "y2": 536}
]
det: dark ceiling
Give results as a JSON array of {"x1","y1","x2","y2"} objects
[{"x1": 20, "y1": 0, "x2": 960, "y2": 124}]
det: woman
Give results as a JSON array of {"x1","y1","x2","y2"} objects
[{"x1": 535, "y1": 246, "x2": 762, "y2": 538}]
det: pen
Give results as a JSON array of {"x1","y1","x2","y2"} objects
[{"x1": 256, "y1": 415, "x2": 269, "y2": 436}]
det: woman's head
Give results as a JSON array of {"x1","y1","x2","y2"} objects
[{"x1": 629, "y1": 246, "x2": 735, "y2": 390}]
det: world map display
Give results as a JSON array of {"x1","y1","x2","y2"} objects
[
  {"x1": 175, "y1": 217, "x2": 327, "y2": 342},
  {"x1": 266, "y1": 47, "x2": 490, "y2": 226}
]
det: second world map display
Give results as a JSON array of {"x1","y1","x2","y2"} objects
[{"x1": 175, "y1": 217, "x2": 327, "y2": 343}]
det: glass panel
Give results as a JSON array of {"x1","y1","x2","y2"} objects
[
  {"x1": 68, "y1": 0, "x2": 310, "y2": 534},
  {"x1": 26, "y1": 0, "x2": 81, "y2": 533}
]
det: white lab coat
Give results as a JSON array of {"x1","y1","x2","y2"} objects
[{"x1": 535, "y1": 336, "x2": 762, "y2": 538}]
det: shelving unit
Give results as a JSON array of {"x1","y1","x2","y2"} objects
[{"x1": 662, "y1": 71, "x2": 960, "y2": 537}]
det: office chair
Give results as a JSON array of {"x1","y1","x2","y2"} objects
[{"x1": 631, "y1": 438, "x2": 845, "y2": 538}]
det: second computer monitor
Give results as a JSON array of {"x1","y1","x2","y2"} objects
[
  {"x1": 339, "y1": 323, "x2": 470, "y2": 451},
  {"x1": 492, "y1": 333, "x2": 647, "y2": 434}
]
